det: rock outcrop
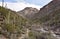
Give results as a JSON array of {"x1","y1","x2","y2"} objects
[{"x1": 17, "y1": 7, "x2": 39, "y2": 19}]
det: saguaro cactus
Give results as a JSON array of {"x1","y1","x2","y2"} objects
[{"x1": 2, "y1": 0, "x2": 4, "y2": 7}]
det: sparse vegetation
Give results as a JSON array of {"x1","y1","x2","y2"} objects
[
  {"x1": 0, "y1": 0, "x2": 60, "y2": 39},
  {"x1": 0, "y1": 6, "x2": 28, "y2": 34}
]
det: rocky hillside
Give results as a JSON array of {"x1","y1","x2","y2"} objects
[
  {"x1": 32, "y1": 0, "x2": 60, "y2": 39},
  {"x1": 0, "y1": 0, "x2": 60, "y2": 39},
  {"x1": 17, "y1": 0, "x2": 60, "y2": 39},
  {"x1": 33, "y1": 0, "x2": 60, "y2": 31},
  {"x1": 0, "y1": 6, "x2": 31, "y2": 39},
  {"x1": 0, "y1": 6, "x2": 58, "y2": 39},
  {"x1": 17, "y1": 7, "x2": 39, "y2": 19}
]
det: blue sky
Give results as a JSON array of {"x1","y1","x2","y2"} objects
[
  {"x1": 0, "y1": 0, "x2": 52, "y2": 6},
  {"x1": 0, "y1": 0, "x2": 52, "y2": 11}
]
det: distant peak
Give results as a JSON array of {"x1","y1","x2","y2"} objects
[{"x1": 24, "y1": 7, "x2": 39, "y2": 11}]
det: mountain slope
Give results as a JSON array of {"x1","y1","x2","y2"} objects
[
  {"x1": 32, "y1": 0, "x2": 60, "y2": 38},
  {"x1": 0, "y1": 6, "x2": 30, "y2": 39},
  {"x1": 17, "y1": 7, "x2": 39, "y2": 19},
  {"x1": 0, "y1": 0, "x2": 60, "y2": 39}
]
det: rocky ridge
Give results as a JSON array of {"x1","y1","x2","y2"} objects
[{"x1": 17, "y1": 7, "x2": 39, "y2": 19}]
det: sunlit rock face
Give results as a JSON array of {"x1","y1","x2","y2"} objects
[{"x1": 17, "y1": 7, "x2": 39, "y2": 19}]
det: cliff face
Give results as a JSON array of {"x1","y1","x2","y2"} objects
[{"x1": 17, "y1": 7, "x2": 39, "y2": 19}]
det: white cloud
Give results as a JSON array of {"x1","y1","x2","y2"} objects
[
  {"x1": 0, "y1": 2, "x2": 41, "y2": 11},
  {"x1": 15, "y1": 0, "x2": 25, "y2": 2}
]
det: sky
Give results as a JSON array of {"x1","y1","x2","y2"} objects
[{"x1": 0, "y1": 0, "x2": 52, "y2": 11}]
